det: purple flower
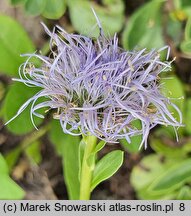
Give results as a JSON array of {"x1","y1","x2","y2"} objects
[{"x1": 6, "y1": 12, "x2": 182, "y2": 149}]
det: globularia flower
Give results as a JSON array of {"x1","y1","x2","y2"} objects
[{"x1": 6, "y1": 15, "x2": 182, "y2": 148}]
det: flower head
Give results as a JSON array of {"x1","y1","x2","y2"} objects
[{"x1": 7, "y1": 12, "x2": 182, "y2": 148}]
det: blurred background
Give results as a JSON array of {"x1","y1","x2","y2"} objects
[{"x1": 0, "y1": 0, "x2": 191, "y2": 200}]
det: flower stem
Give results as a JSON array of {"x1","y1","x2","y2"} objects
[{"x1": 79, "y1": 135, "x2": 97, "y2": 200}]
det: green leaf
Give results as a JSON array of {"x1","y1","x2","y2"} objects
[
  {"x1": 180, "y1": 0, "x2": 191, "y2": 8},
  {"x1": 120, "y1": 137, "x2": 141, "y2": 153},
  {"x1": 120, "y1": 120, "x2": 142, "y2": 153},
  {"x1": 68, "y1": 0, "x2": 124, "y2": 37},
  {"x1": 180, "y1": 40, "x2": 191, "y2": 54},
  {"x1": 5, "y1": 147, "x2": 22, "y2": 171},
  {"x1": 185, "y1": 98, "x2": 191, "y2": 134},
  {"x1": 91, "y1": 150, "x2": 124, "y2": 191},
  {"x1": 49, "y1": 120, "x2": 81, "y2": 200},
  {"x1": 0, "y1": 82, "x2": 5, "y2": 102},
  {"x1": 185, "y1": 16, "x2": 191, "y2": 40},
  {"x1": 0, "y1": 154, "x2": 9, "y2": 174},
  {"x1": 160, "y1": 75, "x2": 185, "y2": 137},
  {"x1": 130, "y1": 154, "x2": 181, "y2": 199},
  {"x1": 10, "y1": 0, "x2": 26, "y2": 5},
  {"x1": 94, "y1": 140, "x2": 106, "y2": 154},
  {"x1": 0, "y1": 15, "x2": 34, "y2": 76},
  {"x1": 42, "y1": 0, "x2": 66, "y2": 19},
  {"x1": 149, "y1": 159, "x2": 191, "y2": 193},
  {"x1": 0, "y1": 154, "x2": 25, "y2": 199},
  {"x1": 150, "y1": 137, "x2": 186, "y2": 158},
  {"x1": 182, "y1": 142, "x2": 191, "y2": 153},
  {"x1": 176, "y1": 186, "x2": 191, "y2": 200},
  {"x1": 162, "y1": 76, "x2": 184, "y2": 112},
  {"x1": 138, "y1": 187, "x2": 177, "y2": 200},
  {"x1": 154, "y1": 126, "x2": 178, "y2": 140},
  {"x1": 25, "y1": 141, "x2": 42, "y2": 164},
  {"x1": 25, "y1": 0, "x2": 46, "y2": 16},
  {"x1": 166, "y1": 18, "x2": 182, "y2": 46},
  {"x1": 5, "y1": 127, "x2": 47, "y2": 170},
  {"x1": 122, "y1": 0, "x2": 164, "y2": 50},
  {"x1": 131, "y1": 154, "x2": 171, "y2": 191},
  {"x1": 2, "y1": 83, "x2": 43, "y2": 135}
]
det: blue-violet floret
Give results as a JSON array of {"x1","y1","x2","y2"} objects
[{"x1": 7, "y1": 16, "x2": 182, "y2": 148}]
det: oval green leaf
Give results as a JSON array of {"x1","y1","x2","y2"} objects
[
  {"x1": 68, "y1": 0, "x2": 124, "y2": 37},
  {"x1": 10, "y1": 0, "x2": 26, "y2": 5},
  {"x1": 162, "y1": 75, "x2": 185, "y2": 110},
  {"x1": 25, "y1": 0, "x2": 46, "y2": 16},
  {"x1": 185, "y1": 15, "x2": 191, "y2": 40},
  {"x1": 94, "y1": 140, "x2": 106, "y2": 154},
  {"x1": 0, "y1": 15, "x2": 34, "y2": 76},
  {"x1": 42, "y1": 0, "x2": 66, "y2": 19},
  {"x1": 160, "y1": 75, "x2": 185, "y2": 137},
  {"x1": 130, "y1": 154, "x2": 182, "y2": 199},
  {"x1": 122, "y1": 0, "x2": 164, "y2": 50},
  {"x1": 176, "y1": 186, "x2": 191, "y2": 200},
  {"x1": 120, "y1": 120, "x2": 142, "y2": 153},
  {"x1": 149, "y1": 159, "x2": 191, "y2": 193},
  {"x1": 49, "y1": 120, "x2": 81, "y2": 200},
  {"x1": 180, "y1": 40, "x2": 191, "y2": 54},
  {"x1": 0, "y1": 154, "x2": 25, "y2": 199},
  {"x1": 185, "y1": 98, "x2": 191, "y2": 134},
  {"x1": 120, "y1": 137, "x2": 142, "y2": 153},
  {"x1": 150, "y1": 137, "x2": 186, "y2": 158},
  {"x1": 130, "y1": 154, "x2": 171, "y2": 191},
  {"x1": 2, "y1": 83, "x2": 43, "y2": 135},
  {"x1": 91, "y1": 150, "x2": 124, "y2": 191}
]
